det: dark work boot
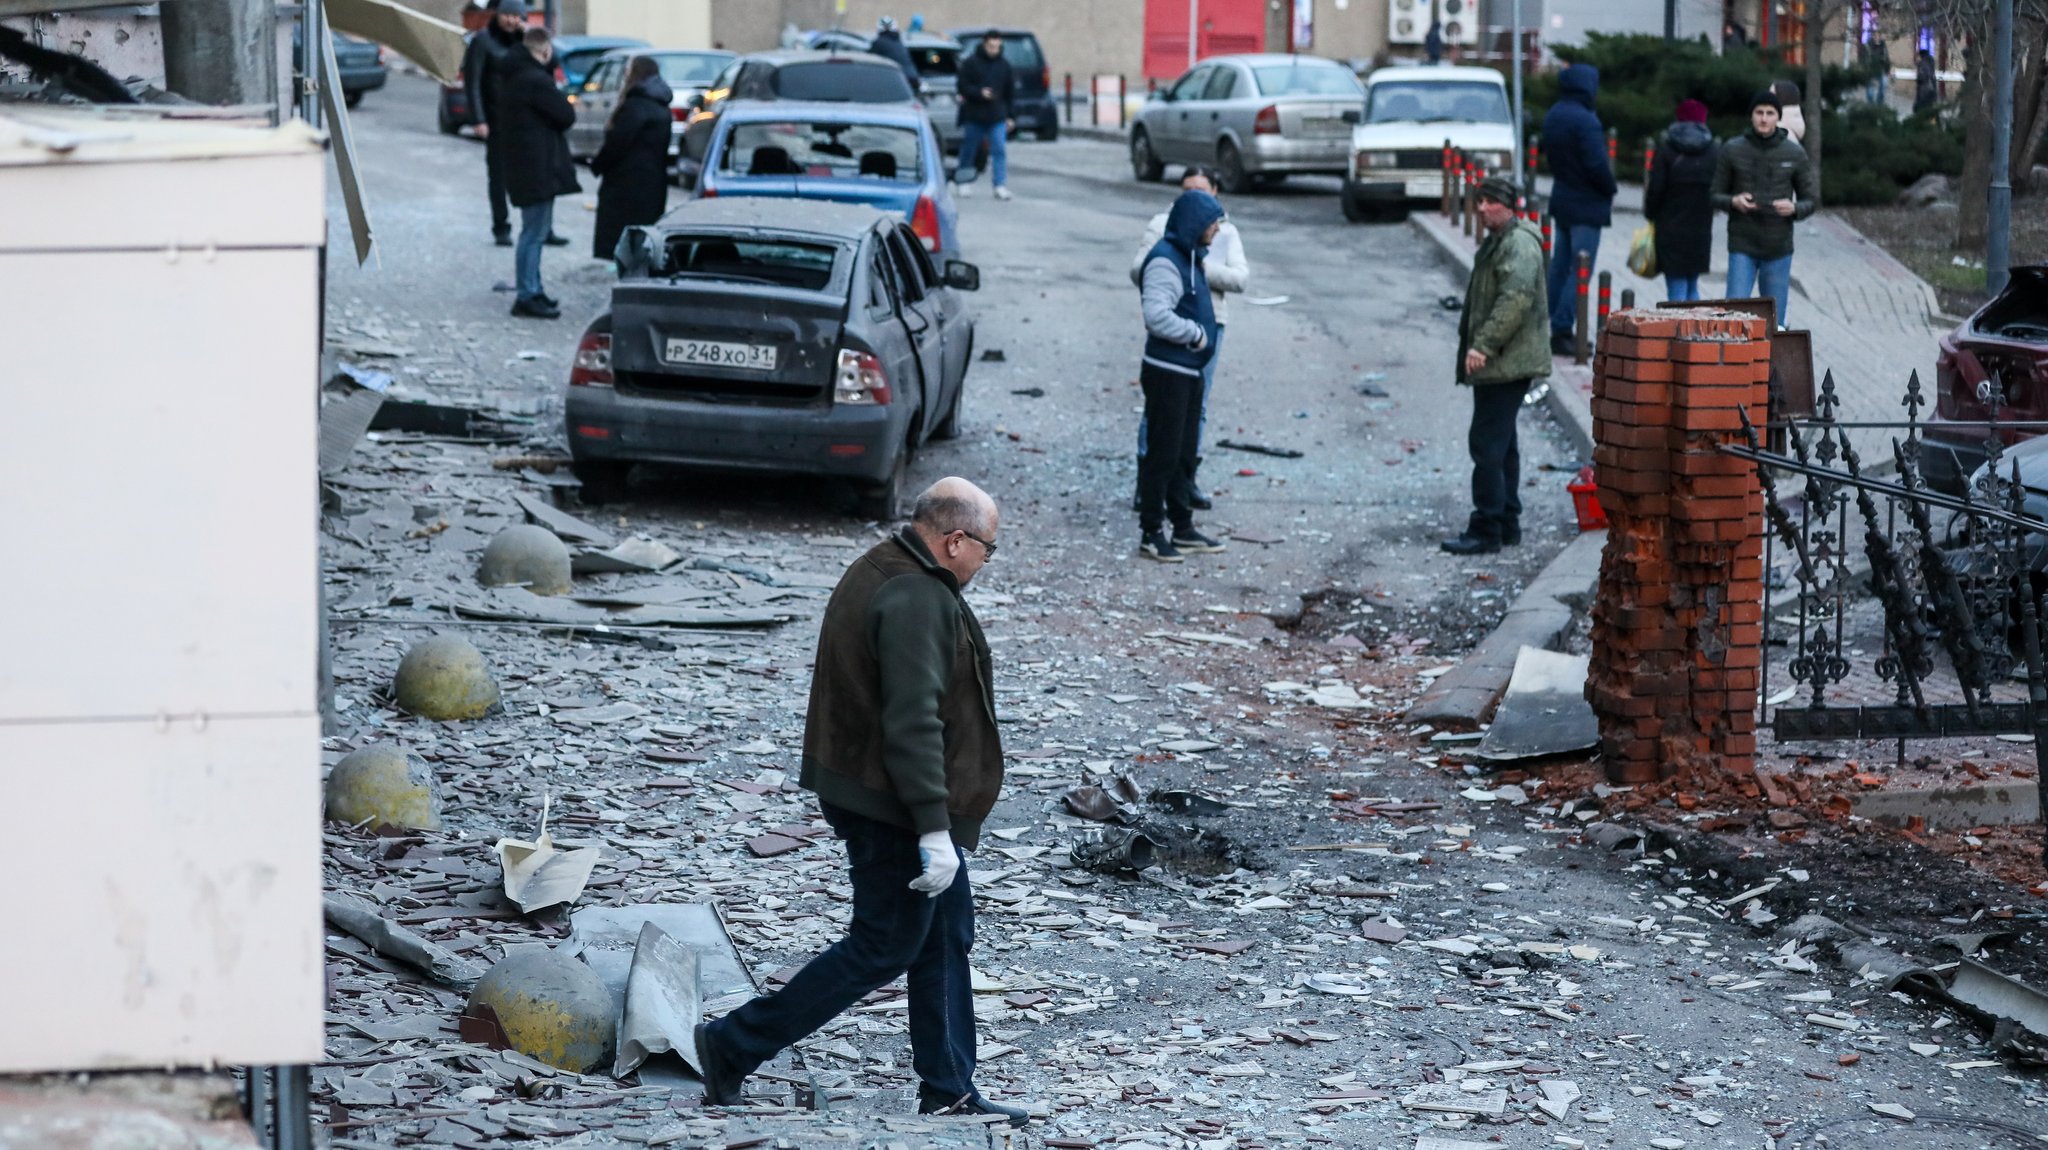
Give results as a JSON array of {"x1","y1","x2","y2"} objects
[
  {"x1": 918, "y1": 1086, "x2": 1030, "y2": 1126},
  {"x1": 692, "y1": 1023, "x2": 744, "y2": 1105},
  {"x1": 1502, "y1": 521, "x2": 1522, "y2": 546},
  {"x1": 1441, "y1": 532, "x2": 1501, "y2": 555}
]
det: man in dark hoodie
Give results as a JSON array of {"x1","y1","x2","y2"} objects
[
  {"x1": 1644, "y1": 98, "x2": 1719, "y2": 302},
  {"x1": 1540, "y1": 63, "x2": 1617, "y2": 354},
  {"x1": 1135, "y1": 190, "x2": 1229, "y2": 563},
  {"x1": 1712, "y1": 89, "x2": 1816, "y2": 327},
  {"x1": 692, "y1": 478, "x2": 1030, "y2": 1128},
  {"x1": 493, "y1": 26, "x2": 579, "y2": 318},
  {"x1": 870, "y1": 16, "x2": 919, "y2": 87}
]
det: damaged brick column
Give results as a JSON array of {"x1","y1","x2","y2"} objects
[{"x1": 1584, "y1": 309, "x2": 1771, "y2": 785}]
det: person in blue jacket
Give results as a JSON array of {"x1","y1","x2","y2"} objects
[
  {"x1": 1540, "y1": 63, "x2": 1618, "y2": 355},
  {"x1": 1134, "y1": 190, "x2": 1230, "y2": 563}
]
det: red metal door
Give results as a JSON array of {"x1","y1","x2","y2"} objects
[{"x1": 1144, "y1": 0, "x2": 1267, "y2": 81}]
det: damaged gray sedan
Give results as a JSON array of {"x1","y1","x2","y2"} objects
[{"x1": 564, "y1": 199, "x2": 979, "y2": 517}]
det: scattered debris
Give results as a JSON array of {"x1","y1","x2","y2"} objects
[
  {"x1": 1475, "y1": 647, "x2": 1598, "y2": 761},
  {"x1": 495, "y1": 797, "x2": 603, "y2": 914},
  {"x1": 1216, "y1": 439, "x2": 1304, "y2": 459}
]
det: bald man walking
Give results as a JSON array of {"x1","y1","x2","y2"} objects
[{"x1": 694, "y1": 479, "x2": 1029, "y2": 1126}]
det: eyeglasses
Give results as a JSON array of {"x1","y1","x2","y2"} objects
[{"x1": 957, "y1": 529, "x2": 998, "y2": 559}]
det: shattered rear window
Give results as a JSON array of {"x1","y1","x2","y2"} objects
[{"x1": 659, "y1": 236, "x2": 840, "y2": 291}]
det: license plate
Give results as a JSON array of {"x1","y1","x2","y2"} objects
[
  {"x1": 1301, "y1": 116, "x2": 1347, "y2": 137},
  {"x1": 665, "y1": 337, "x2": 778, "y2": 371}
]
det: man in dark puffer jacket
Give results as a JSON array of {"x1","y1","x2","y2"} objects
[
  {"x1": 693, "y1": 478, "x2": 1032, "y2": 1128},
  {"x1": 1540, "y1": 63, "x2": 1617, "y2": 354}
]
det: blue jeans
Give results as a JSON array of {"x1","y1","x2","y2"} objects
[
  {"x1": 515, "y1": 200, "x2": 552, "y2": 303},
  {"x1": 1138, "y1": 322, "x2": 1221, "y2": 463},
  {"x1": 705, "y1": 804, "x2": 976, "y2": 1101},
  {"x1": 1664, "y1": 275, "x2": 1702, "y2": 302},
  {"x1": 1725, "y1": 250, "x2": 1793, "y2": 327},
  {"x1": 955, "y1": 119, "x2": 1007, "y2": 186},
  {"x1": 1546, "y1": 223, "x2": 1602, "y2": 336}
]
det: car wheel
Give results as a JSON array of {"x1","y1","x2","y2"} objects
[
  {"x1": 572, "y1": 459, "x2": 632, "y2": 505},
  {"x1": 344, "y1": 90, "x2": 363, "y2": 109},
  {"x1": 437, "y1": 100, "x2": 457, "y2": 135},
  {"x1": 1037, "y1": 114, "x2": 1059, "y2": 142},
  {"x1": 850, "y1": 444, "x2": 909, "y2": 520},
  {"x1": 1216, "y1": 140, "x2": 1251, "y2": 194},
  {"x1": 1130, "y1": 129, "x2": 1164, "y2": 182},
  {"x1": 933, "y1": 380, "x2": 966, "y2": 440}
]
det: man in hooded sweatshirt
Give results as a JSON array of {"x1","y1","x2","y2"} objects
[
  {"x1": 1539, "y1": 63, "x2": 1617, "y2": 355},
  {"x1": 870, "y1": 17, "x2": 919, "y2": 87},
  {"x1": 1644, "y1": 98, "x2": 1719, "y2": 302},
  {"x1": 1712, "y1": 89, "x2": 1817, "y2": 327},
  {"x1": 1135, "y1": 190, "x2": 1230, "y2": 563}
]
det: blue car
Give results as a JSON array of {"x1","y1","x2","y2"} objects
[{"x1": 695, "y1": 99, "x2": 960, "y2": 261}]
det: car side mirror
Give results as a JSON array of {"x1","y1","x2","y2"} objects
[
  {"x1": 618, "y1": 226, "x2": 657, "y2": 277},
  {"x1": 1341, "y1": 108, "x2": 1362, "y2": 124},
  {"x1": 943, "y1": 260, "x2": 980, "y2": 292}
]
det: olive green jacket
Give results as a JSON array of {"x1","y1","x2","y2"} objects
[
  {"x1": 1458, "y1": 218, "x2": 1552, "y2": 385},
  {"x1": 799, "y1": 528, "x2": 1004, "y2": 850},
  {"x1": 1710, "y1": 127, "x2": 1818, "y2": 260}
]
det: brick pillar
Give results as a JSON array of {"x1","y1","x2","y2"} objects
[{"x1": 1584, "y1": 309, "x2": 1771, "y2": 785}]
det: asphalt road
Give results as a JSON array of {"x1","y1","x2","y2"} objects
[{"x1": 315, "y1": 75, "x2": 2048, "y2": 1148}]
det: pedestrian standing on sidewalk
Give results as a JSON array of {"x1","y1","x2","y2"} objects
[
  {"x1": 1135, "y1": 190, "x2": 1230, "y2": 563},
  {"x1": 692, "y1": 478, "x2": 1031, "y2": 1128},
  {"x1": 494, "y1": 26, "x2": 580, "y2": 319},
  {"x1": 1771, "y1": 79, "x2": 1806, "y2": 144},
  {"x1": 1539, "y1": 63, "x2": 1617, "y2": 356},
  {"x1": 954, "y1": 32, "x2": 1014, "y2": 201},
  {"x1": 590, "y1": 56, "x2": 672, "y2": 267},
  {"x1": 462, "y1": 0, "x2": 525, "y2": 246},
  {"x1": 1128, "y1": 165, "x2": 1249, "y2": 513},
  {"x1": 1444, "y1": 175, "x2": 1551, "y2": 556},
  {"x1": 1711, "y1": 89, "x2": 1816, "y2": 328},
  {"x1": 1644, "y1": 98, "x2": 1719, "y2": 303}
]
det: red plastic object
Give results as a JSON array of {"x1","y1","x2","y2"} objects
[{"x1": 1568, "y1": 465, "x2": 1607, "y2": 531}]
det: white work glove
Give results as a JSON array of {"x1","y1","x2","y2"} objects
[{"x1": 908, "y1": 829, "x2": 960, "y2": 897}]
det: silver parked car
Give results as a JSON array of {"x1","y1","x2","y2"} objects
[
  {"x1": 1129, "y1": 54, "x2": 1364, "y2": 193},
  {"x1": 570, "y1": 48, "x2": 736, "y2": 163}
]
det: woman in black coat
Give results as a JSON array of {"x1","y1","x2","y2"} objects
[
  {"x1": 591, "y1": 57, "x2": 674, "y2": 264},
  {"x1": 1643, "y1": 98, "x2": 1719, "y2": 302}
]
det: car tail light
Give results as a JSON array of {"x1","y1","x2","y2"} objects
[
  {"x1": 570, "y1": 332, "x2": 613, "y2": 387},
  {"x1": 700, "y1": 186, "x2": 717, "y2": 198},
  {"x1": 1040, "y1": 66, "x2": 1050, "y2": 91},
  {"x1": 672, "y1": 105, "x2": 689, "y2": 121},
  {"x1": 1254, "y1": 105, "x2": 1281, "y2": 135},
  {"x1": 835, "y1": 348, "x2": 891, "y2": 405},
  {"x1": 554, "y1": 64, "x2": 566, "y2": 85},
  {"x1": 376, "y1": 46, "x2": 387, "y2": 64},
  {"x1": 911, "y1": 195, "x2": 941, "y2": 253}
]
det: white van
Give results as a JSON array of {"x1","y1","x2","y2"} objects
[{"x1": 1342, "y1": 64, "x2": 1515, "y2": 222}]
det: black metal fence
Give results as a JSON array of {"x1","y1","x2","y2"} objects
[
  {"x1": 1725, "y1": 369, "x2": 2048, "y2": 853},
  {"x1": 241, "y1": 1065, "x2": 312, "y2": 1150}
]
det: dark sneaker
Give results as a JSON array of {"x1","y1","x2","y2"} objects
[
  {"x1": 537, "y1": 293, "x2": 561, "y2": 309},
  {"x1": 1550, "y1": 332, "x2": 1576, "y2": 357},
  {"x1": 1140, "y1": 533, "x2": 1184, "y2": 563},
  {"x1": 918, "y1": 1088, "x2": 1030, "y2": 1127},
  {"x1": 1441, "y1": 533, "x2": 1501, "y2": 555},
  {"x1": 493, "y1": 231, "x2": 513, "y2": 247},
  {"x1": 544, "y1": 232, "x2": 571, "y2": 247},
  {"x1": 510, "y1": 297, "x2": 560, "y2": 319},
  {"x1": 1171, "y1": 529, "x2": 1226, "y2": 554},
  {"x1": 1188, "y1": 491, "x2": 1214, "y2": 511},
  {"x1": 1502, "y1": 523, "x2": 1522, "y2": 546},
  {"x1": 692, "y1": 1023, "x2": 744, "y2": 1106}
]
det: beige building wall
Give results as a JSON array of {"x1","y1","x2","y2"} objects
[
  {"x1": 709, "y1": 0, "x2": 1387, "y2": 85},
  {"x1": 587, "y1": 0, "x2": 713, "y2": 46}
]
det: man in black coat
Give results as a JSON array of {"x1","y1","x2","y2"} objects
[
  {"x1": 591, "y1": 59, "x2": 673, "y2": 264},
  {"x1": 493, "y1": 26, "x2": 580, "y2": 318},
  {"x1": 953, "y1": 32, "x2": 1014, "y2": 201},
  {"x1": 461, "y1": 0, "x2": 525, "y2": 244}
]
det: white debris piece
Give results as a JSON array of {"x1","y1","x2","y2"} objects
[{"x1": 1869, "y1": 1102, "x2": 1917, "y2": 1120}]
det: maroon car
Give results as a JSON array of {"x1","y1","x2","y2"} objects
[{"x1": 1921, "y1": 265, "x2": 2048, "y2": 494}]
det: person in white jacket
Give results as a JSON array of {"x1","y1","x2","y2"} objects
[{"x1": 1129, "y1": 166, "x2": 1250, "y2": 511}]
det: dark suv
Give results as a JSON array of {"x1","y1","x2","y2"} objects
[{"x1": 947, "y1": 26, "x2": 1056, "y2": 140}]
